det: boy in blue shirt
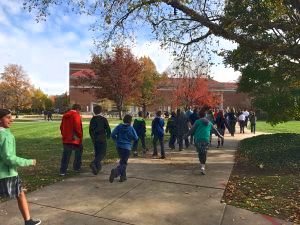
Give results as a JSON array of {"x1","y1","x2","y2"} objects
[
  {"x1": 151, "y1": 111, "x2": 165, "y2": 159},
  {"x1": 110, "y1": 115, "x2": 138, "y2": 183}
]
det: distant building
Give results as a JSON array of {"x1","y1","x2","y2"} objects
[{"x1": 69, "y1": 62, "x2": 251, "y2": 113}]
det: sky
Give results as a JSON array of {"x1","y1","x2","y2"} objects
[{"x1": 0, "y1": 0, "x2": 240, "y2": 95}]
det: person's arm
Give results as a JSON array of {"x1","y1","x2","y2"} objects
[
  {"x1": 0, "y1": 137, "x2": 33, "y2": 167},
  {"x1": 104, "y1": 118, "x2": 111, "y2": 139},
  {"x1": 184, "y1": 122, "x2": 199, "y2": 138},
  {"x1": 166, "y1": 120, "x2": 170, "y2": 133},
  {"x1": 89, "y1": 118, "x2": 96, "y2": 142},
  {"x1": 142, "y1": 120, "x2": 146, "y2": 134},
  {"x1": 111, "y1": 126, "x2": 119, "y2": 142},
  {"x1": 73, "y1": 114, "x2": 83, "y2": 140},
  {"x1": 211, "y1": 125, "x2": 223, "y2": 139},
  {"x1": 151, "y1": 119, "x2": 155, "y2": 136},
  {"x1": 131, "y1": 127, "x2": 139, "y2": 141}
]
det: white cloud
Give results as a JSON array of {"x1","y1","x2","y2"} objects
[
  {"x1": 132, "y1": 41, "x2": 174, "y2": 73},
  {"x1": 0, "y1": 1, "x2": 23, "y2": 15},
  {"x1": 210, "y1": 65, "x2": 241, "y2": 82}
]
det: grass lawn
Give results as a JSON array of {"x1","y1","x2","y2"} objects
[
  {"x1": 256, "y1": 121, "x2": 300, "y2": 134},
  {"x1": 224, "y1": 133, "x2": 300, "y2": 223},
  {"x1": 1, "y1": 119, "x2": 163, "y2": 201}
]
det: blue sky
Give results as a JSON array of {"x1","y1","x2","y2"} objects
[{"x1": 0, "y1": 0, "x2": 240, "y2": 95}]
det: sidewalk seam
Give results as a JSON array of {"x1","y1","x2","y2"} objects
[
  {"x1": 219, "y1": 203, "x2": 227, "y2": 225},
  {"x1": 101, "y1": 174, "x2": 225, "y2": 191},
  {"x1": 28, "y1": 201, "x2": 136, "y2": 225},
  {"x1": 93, "y1": 181, "x2": 144, "y2": 216}
]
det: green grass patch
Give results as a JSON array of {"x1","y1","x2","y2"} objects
[
  {"x1": 224, "y1": 133, "x2": 300, "y2": 223},
  {"x1": 1, "y1": 120, "x2": 161, "y2": 201},
  {"x1": 256, "y1": 121, "x2": 300, "y2": 134}
]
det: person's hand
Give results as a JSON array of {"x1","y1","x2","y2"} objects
[{"x1": 32, "y1": 159, "x2": 37, "y2": 166}]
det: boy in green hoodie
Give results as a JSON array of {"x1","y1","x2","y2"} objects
[
  {"x1": 0, "y1": 109, "x2": 41, "y2": 225},
  {"x1": 184, "y1": 110, "x2": 223, "y2": 175}
]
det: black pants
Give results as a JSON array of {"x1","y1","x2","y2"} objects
[
  {"x1": 239, "y1": 121, "x2": 245, "y2": 133},
  {"x1": 229, "y1": 121, "x2": 236, "y2": 136},
  {"x1": 251, "y1": 123, "x2": 256, "y2": 134},
  {"x1": 169, "y1": 133, "x2": 176, "y2": 149},
  {"x1": 92, "y1": 141, "x2": 107, "y2": 170},
  {"x1": 195, "y1": 142, "x2": 209, "y2": 164},
  {"x1": 177, "y1": 135, "x2": 189, "y2": 150},
  {"x1": 132, "y1": 135, "x2": 146, "y2": 152},
  {"x1": 60, "y1": 144, "x2": 83, "y2": 174},
  {"x1": 153, "y1": 135, "x2": 165, "y2": 156}
]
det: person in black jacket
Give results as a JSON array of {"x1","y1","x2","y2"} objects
[
  {"x1": 132, "y1": 111, "x2": 147, "y2": 157},
  {"x1": 89, "y1": 105, "x2": 111, "y2": 175}
]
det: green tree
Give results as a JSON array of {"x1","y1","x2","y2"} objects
[
  {"x1": 136, "y1": 57, "x2": 161, "y2": 117},
  {"x1": 225, "y1": 45, "x2": 299, "y2": 124},
  {"x1": 223, "y1": 1, "x2": 300, "y2": 124},
  {"x1": 54, "y1": 93, "x2": 69, "y2": 113}
]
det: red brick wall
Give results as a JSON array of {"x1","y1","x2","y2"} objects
[{"x1": 69, "y1": 63, "x2": 252, "y2": 112}]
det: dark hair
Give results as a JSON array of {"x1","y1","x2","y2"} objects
[
  {"x1": 199, "y1": 110, "x2": 206, "y2": 118},
  {"x1": 0, "y1": 109, "x2": 11, "y2": 119},
  {"x1": 123, "y1": 114, "x2": 132, "y2": 124},
  {"x1": 138, "y1": 111, "x2": 143, "y2": 117},
  {"x1": 93, "y1": 105, "x2": 102, "y2": 115},
  {"x1": 156, "y1": 111, "x2": 162, "y2": 117},
  {"x1": 72, "y1": 104, "x2": 81, "y2": 111},
  {"x1": 176, "y1": 108, "x2": 181, "y2": 114},
  {"x1": 171, "y1": 111, "x2": 176, "y2": 117}
]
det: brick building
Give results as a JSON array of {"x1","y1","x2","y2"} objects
[{"x1": 69, "y1": 62, "x2": 251, "y2": 113}]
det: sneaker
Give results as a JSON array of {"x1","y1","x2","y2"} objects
[
  {"x1": 109, "y1": 169, "x2": 117, "y2": 183},
  {"x1": 160, "y1": 156, "x2": 166, "y2": 159},
  {"x1": 90, "y1": 163, "x2": 98, "y2": 175},
  {"x1": 133, "y1": 151, "x2": 138, "y2": 157},
  {"x1": 200, "y1": 167, "x2": 206, "y2": 175},
  {"x1": 25, "y1": 219, "x2": 41, "y2": 225},
  {"x1": 152, "y1": 153, "x2": 158, "y2": 157},
  {"x1": 119, "y1": 175, "x2": 127, "y2": 182},
  {"x1": 59, "y1": 173, "x2": 66, "y2": 176}
]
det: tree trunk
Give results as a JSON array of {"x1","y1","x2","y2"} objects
[
  {"x1": 142, "y1": 103, "x2": 147, "y2": 118},
  {"x1": 118, "y1": 110, "x2": 122, "y2": 120}
]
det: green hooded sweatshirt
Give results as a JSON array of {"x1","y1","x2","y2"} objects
[{"x1": 0, "y1": 128, "x2": 33, "y2": 179}]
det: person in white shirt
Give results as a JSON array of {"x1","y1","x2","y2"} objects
[
  {"x1": 243, "y1": 110, "x2": 250, "y2": 127},
  {"x1": 238, "y1": 112, "x2": 246, "y2": 133}
]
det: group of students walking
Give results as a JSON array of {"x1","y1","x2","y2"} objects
[{"x1": 0, "y1": 104, "x2": 257, "y2": 225}]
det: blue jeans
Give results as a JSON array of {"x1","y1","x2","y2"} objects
[
  {"x1": 115, "y1": 148, "x2": 130, "y2": 178},
  {"x1": 60, "y1": 144, "x2": 83, "y2": 174},
  {"x1": 169, "y1": 133, "x2": 176, "y2": 149},
  {"x1": 153, "y1": 135, "x2": 165, "y2": 156},
  {"x1": 92, "y1": 141, "x2": 107, "y2": 170},
  {"x1": 195, "y1": 142, "x2": 209, "y2": 164}
]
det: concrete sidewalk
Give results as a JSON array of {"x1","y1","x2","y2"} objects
[{"x1": 0, "y1": 132, "x2": 294, "y2": 225}]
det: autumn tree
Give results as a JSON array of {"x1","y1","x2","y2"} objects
[
  {"x1": 135, "y1": 56, "x2": 161, "y2": 117},
  {"x1": 173, "y1": 77, "x2": 220, "y2": 109},
  {"x1": 31, "y1": 88, "x2": 49, "y2": 113},
  {"x1": 90, "y1": 47, "x2": 142, "y2": 119},
  {"x1": 0, "y1": 64, "x2": 32, "y2": 117}
]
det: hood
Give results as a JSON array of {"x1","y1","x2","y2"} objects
[
  {"x1": 200, "y1": 118, "x2": 210, "y2": 126},
  {"x1": 64, "y1": 110, "x2": 78, "y2": 118}
]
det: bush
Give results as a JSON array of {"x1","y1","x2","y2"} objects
[{"x1": 238, "y1": 133, "x2": 300, "y2": 171}]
